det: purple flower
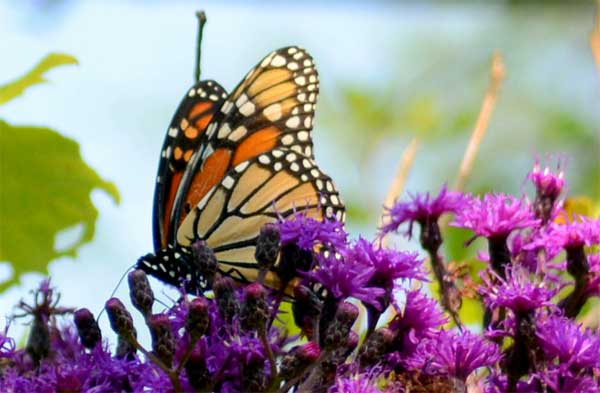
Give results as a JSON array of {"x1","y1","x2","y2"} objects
[
  {"x1": 536, "y1": 216, "x2": 600, "y2": 252},
  {"x1": 278, "y1": 213, "x2": 348, "y2": 250},
  {"x1": 389, "y1": 290, "x2": 448, "y2": 354},
  {"x1": 330, "y1": 374, "x2": 382, "y2": 393},
  {"x1": 536, "y1": 314, "x2": 600, "y2": 369},
  {"x1": 344, "y1": 238, "x2": 428, "y2": 285},
  {"x1": 528, "y1": 159, "x2": 566, "y2": 200},
  {"x1": 404, "y1": 329, "x2": 502, "y2": 381},
  {"x1": 304, "y1": 252, "x2": 385, "y2": 309},
  {"x1": 536, "y1": 367, "x2": 599, "y2": 393},
  {"x1": 451, "y1": 193, "x2": 540, "y2": 239},
  {"x1": 479, "y1": 266, "x2": 557, "y2": 315},
  {"x1": 381, "y1": 185, "x2": 467, "y2": 237}
]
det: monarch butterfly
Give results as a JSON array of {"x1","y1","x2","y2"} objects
[{"x1": 138, "y1": 46, "x2": 345, "y2": 293}]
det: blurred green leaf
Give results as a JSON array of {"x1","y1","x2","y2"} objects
[
  {"x1": 0, "y1": 120, "x2": 119, "y2": 292},
  {"x1": 0, "y1": 53, "x2": 78, "y2": 105},
  {"x1": 401, "y1": 96, "x2": 441, "y2": 136}
]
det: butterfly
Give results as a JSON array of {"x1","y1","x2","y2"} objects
[{"x1": 138, "y1": 46, "x2": 345, "y2": 293}]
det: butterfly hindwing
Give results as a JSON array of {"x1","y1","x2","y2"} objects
[
  {"x1": 176, "y1": 148, "x2": 345, "y2": 288},
  {"x1": 152, "y1": 80, "x2": 228, "y2": 251}
]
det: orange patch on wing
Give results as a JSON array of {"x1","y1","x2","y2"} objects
[
  {"x1": 189, "y1": 102, "x2": 213, "y2": 119},
  {"x1": 162, "y1": 171, "x2": 184, "y2": 247},
  {"x1": 182, "y1": 148, "x2": 233, "y2": 223},
  {"x1": 174, "y1": 147, "x2": 183, "y2": 160},
  {"x1": 183, "y1": 149, "x2": 194, "y2": 162},
  {"x1": 232, "y1": 126, "x2": 280, "y2": 167},
  {"x1": 194, "y1": 114, "x2": 214, "y2": 131},
  {"x1": 185, "y1": 127, "x2": 199, "y2": 139}
]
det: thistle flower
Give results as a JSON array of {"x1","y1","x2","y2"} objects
[
  {"x1": 535, "y1": 314, "x2": 600, "y2": 370},
  {"x1": 381, "y1": 185, "x2": 467, "y2": 238},
  {"x1": 479, "y1": 266, "x2": 557, "y2": 315},
  {"x1": 536, "y1": 216, "x2": 600, "y2": 255},
  {"x1": 330, "y1": 374, "x2": 383, "y2": 393},
  {"x1": 451, "y1": 193, "x2": 540, "y2": 239},
  {"x1": 278, "y1": 213, "x2": 348, "y2": 251},
  {"x1": 536, "y1": 367, "x2": 598, "y2": 393},
  {"x1": 528, "y1": 159, "x2": 566, "y2": 201},
  {"x1": 404, "y1": 329, "x2": 502, "y2": 381},
  {"x1": 345, "y1": 238, "x2": 427, "y2": 286},
  {"x1": 304, "y1": 252, "x2": 384, "y2": 309}
]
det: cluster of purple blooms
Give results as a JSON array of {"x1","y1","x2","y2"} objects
[{"x1": 1, "y1": 158, "x2": 599, "y2": 392}]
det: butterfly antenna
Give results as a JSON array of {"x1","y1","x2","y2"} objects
[
  {"x1": 96, "y1": 263, "x2": 136, "y2": 322},
  {"x1": 194, "y1": 10, "x2": 207, "y2": 83}
]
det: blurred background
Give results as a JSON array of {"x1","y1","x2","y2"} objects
[{"x1": 1, "y1": 1, "x2": 599, "y2": 339}]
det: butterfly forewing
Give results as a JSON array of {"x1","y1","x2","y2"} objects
[
  {"x1": 174, "y1": 47, "x2": 321, "y2": 230},
  {"x1": 152, "y1": 80, "x2": 228, "y2": 251}
]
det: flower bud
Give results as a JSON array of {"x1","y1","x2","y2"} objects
[
  {"x1": 278, "y1": 243, "x2": 314, "y2": 282},
  {"x1": 105, "y1": 298, "x2": 135, "y2": 340},
  {"x1": 240, "y1": 283, "x2": 269, "y2": 332},
  {"x1": 74, "y1": 308, "x2": 102, "y2": 349},
  {"x1": 292, "y1": 285, "x2": 322, "y2": 337},
  {"x1": 255, "y1": 224, "x2": 281, "y2": 272},
  {"x1": 242, "y1": 358, "x2": 267, "y2": 392},
  {"x1": 116, "y1": 335, "x2": 137, "y2": 360},
  {"x1": 358, "y1": 327, "x2": 396, "y2": 367},
  {"x1": 323, "y1": 302, "x2": 359, "y2": 350},
  {"x1": 213, "y1": 277, "x2": 239, "y2": 323},
  {"x1": 26, "y1": 315, "x2": 49, "y2": 365},
  {"x1": 191, "y1": 241, "x2": 218, "y2": 288},
  {"x1": 185, "y1": 348, "x2": 210, "y2": 391},
  {"x1": 186, "y1": 297, "x2": 211, "y2": 340},
  {"x1": 279, "y1": 342, "x2": 321, "y2": 380},
  {"x1": 127, "y1": 270, "x2": 154, "y2": 318},
  {"x1": 148, "y1": 314, "x2": 175, "y2": 368}
]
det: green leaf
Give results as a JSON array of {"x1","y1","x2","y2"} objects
[
  {"x1": 0, "y1": 120, "x2": 119, "y2": 291},
  {"x1": 0, "y1": 53, "x2": 78, "y2": 105}
]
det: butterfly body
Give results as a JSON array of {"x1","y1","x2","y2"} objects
[{"x1": 139, "y1": 47, "x2": 344, "y2": 292}]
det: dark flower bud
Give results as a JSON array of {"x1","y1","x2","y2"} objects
[
  {"x1": 292, "y1": 285, "x2": 322, "y2": 337},
  {"x1": 358, "y1": 327, "x2": 396, "y2": 367},
  {"x1": 185, "y1": 348, "x2": 210, "y2": 391},
  {"x1": 278, "y1": 243, "x2": 314, "y2": 282},
  {"x1": 255, "y1": 224, "x2": 281, "y2": 272},
  {"x1": 74, "y1": 308, "x2": 102, "y2": 349},
  {"x1": 240, "y1": 283, "x2": 269, "y2": 332},
  {"x1": 148, "y1": 314, "x2": 175, "y2": 368},
  {"x1": 26, "y1": 315, "x2": 50, "y2": 365},
  {"x1": 213, "y1": 277, "x2": 239, "y2": 323},
  {"x1": 279, "y1": 342, "x2": 321, "y2": 380},
  {"x1": 105, "y1": 298, "x2": 135, "y2": 340},
  {"x1": 116, "y1": 334, "x2": 137, "y2": 360},
  {"x1": 323, "y1": 302, "x2": 359, "y2": 350},
  {"x1": 191, "y1": 241, "x2": 218, "y2": 288},
  {"x1": 345, "y1": 330, "x2": 360, "y2": 355},
  {"x1": 127, "y1": 269, "x2": 154, "y2": 318},
  {"x1": 186, "y1": 297, "x2": 211, "y2": 340},
  {"x1": 242, "y1": 358, "x2": 267, "y2": 392}
]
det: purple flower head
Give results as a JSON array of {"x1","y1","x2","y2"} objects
[
  {"x1": 305, "y1": 252, "x2": 385, "y2": 309},
  {"x1": 330, "y1": 374, "x2": 382, "y2": 393},
  {"x1": 536, "y1": 314, "x2": 600, "y2": 369},
  {"x1": 537, "y1": 366, "x2": 599, "y2": 393},
  {"x1": 278, "y1": 213, "x2": 348, "y2": 251},
  {"x1": 528, "y1": 158, "x2": 566, "y2": 200},
  {"x1": 537, "y1": 216, "x2": 600, "y2": 252},
  {"x1": 344, "y1": 238, "x2": 428, "y2": 286},
  {"x1": 381, "y1": 185, "x2": 467, "y2": 238},
  {"x1": 404, "y1": 329, "x2": 502, "y2": 381},
  {"x1": 479, "y1": 266, "x2": 557, "y2": 315},
  {"x1": 389, "y1": 290, "x2": 448, "y2": 354},
  {"x1": 451, "y1": 193, "x2": 540, "y2": 239}
]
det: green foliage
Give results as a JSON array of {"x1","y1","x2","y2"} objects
[
  {"x1": 0, "y1": 53, "x2": 119, "y2": 292},
  {"x1": 0, "y1": 53, "x2": 78, "y2": 105}
]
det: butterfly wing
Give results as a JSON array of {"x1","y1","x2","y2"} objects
[
  {"x1": 177, "y1": 148, "x2": 344, "y2": 290},
  {"x1": 172, "y1": 47, "x2": 321, "y2": 231},
  {"x1": 152, "y1": 80, "x2": 228, "y2": 251}
]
